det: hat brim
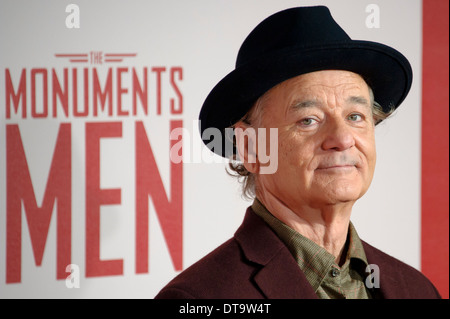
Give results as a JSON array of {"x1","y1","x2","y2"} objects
[{"x1": 199, "y1": 40, "x2": 413, "y2": 158}]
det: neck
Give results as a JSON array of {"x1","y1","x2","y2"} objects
[{"x1": 256, "y1": 190, "x2": 353, "y2": 263}]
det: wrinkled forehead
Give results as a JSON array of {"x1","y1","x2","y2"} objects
[
  {"x1": 245, "y1": 70, "x2": 372, "y2": 126},
  {"x1": 257, "y1": 70, "x2": 371, "y2": 116},
  {"x1": 269, "y1": 70, "x2": 370, "y2": 101}
]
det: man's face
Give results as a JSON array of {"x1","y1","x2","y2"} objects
[{"x1": 256, "y1": 70, "x2": 377, "y2": 210}]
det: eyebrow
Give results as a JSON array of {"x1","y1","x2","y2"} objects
[
  {"x1": 290, "y1": 99, "x2": 321, "y2": 110},
  {"x1": 290, "y1": 96, "x2": 370, "y2": 110},
  {"x1": 346, "y1": 95, "x2": 370, "y2": 106}
]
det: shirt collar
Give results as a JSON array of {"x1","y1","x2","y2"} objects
[{"x1": 251, "y1": 198, "x2": 369, "y2": 292}]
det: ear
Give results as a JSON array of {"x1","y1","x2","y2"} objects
[{"x1": 234, "y1": 122, "x2": 260, "y2": 174}]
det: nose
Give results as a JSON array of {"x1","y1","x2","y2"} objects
[{"x1": 321, "y1": 119, "x2": 356, "y2": 151}]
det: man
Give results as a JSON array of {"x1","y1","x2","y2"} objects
[{"x1": 155, "y1": 6, "x2": 440, "y2": 299}]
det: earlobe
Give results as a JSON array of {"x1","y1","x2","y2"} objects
[{"x1": 234, "y1": 122, "x2": 260, "y2": 174}]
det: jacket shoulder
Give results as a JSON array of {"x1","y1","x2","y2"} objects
[
  {"x1": 362, "y1": 241, "x2": 441, "y2": 299},
  {"x1": 154, "y1": 237, "x2": 264, "y2": 299}
]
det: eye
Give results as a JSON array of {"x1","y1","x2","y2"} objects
[
  {"x1": 347, "y1": 113, "x2": 363, "y2": 122},
  {"x1": 298, "y1": 117, "x2": 319, "y2": 126}
]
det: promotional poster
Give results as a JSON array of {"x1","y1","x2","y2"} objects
[{"x1": 0, "y1": 0, "x2": 448, "y2": 299}]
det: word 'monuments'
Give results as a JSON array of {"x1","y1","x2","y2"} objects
[{"x1": 5, "y1": 66, "x2": 183, "y2": 119}]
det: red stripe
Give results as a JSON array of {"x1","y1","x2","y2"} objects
[
  {"x1": 55, "y1": 54, "x2": 88, "y2": 57},
  {"x1": 421, "y1": 0, "x2": 449, "y2": 299},
  {"x1": 104, "y1": 53, "x2": 137, "y2": 57},
  {"x1": 69, "y1": 59, "x2": 88, "y2": 63}
]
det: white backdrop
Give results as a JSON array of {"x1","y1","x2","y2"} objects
[{"x1": 0, "y1": 0, "x2": 422, "y2": 298}]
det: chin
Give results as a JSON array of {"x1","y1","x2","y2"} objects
[{"x1": 316, "y1": 186, "x2": 365, "y2": 205}]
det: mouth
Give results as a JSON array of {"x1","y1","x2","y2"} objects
[
  {"x1": 315, "y1": 164, "x2": 357, "y2": 172},
  {"x1": 315, "y1": 155, "x2": 361, "y2": 172}
]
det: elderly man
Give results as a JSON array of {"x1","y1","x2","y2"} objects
[{"x1": 155, "y1": 6, "x2": 440, "y2": 299}]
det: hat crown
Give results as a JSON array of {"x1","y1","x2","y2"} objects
[
  {"x1": 236, "y1": 6, "x2": 351, "y2": 67},
  {"x1": 199, "y1": 6, "x2": 412, "y2": 157}
]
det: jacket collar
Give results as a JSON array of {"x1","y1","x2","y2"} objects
[
  {"x1": 234, "y1": 207, "x2": 418, "y2": 299},
  {"x1": 234, "y1": 207, "x2": 318, "y2": 299}
]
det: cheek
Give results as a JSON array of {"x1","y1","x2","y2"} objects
[
  {"x1": 362, "y1": 134, "x2": 377, "y2": 170},
  {"x1": 355, "y1": 134, "x2": 377, "y2": 189},
  {"x1": 278, "y1": 135, "x2": 315, "y2": 177}
]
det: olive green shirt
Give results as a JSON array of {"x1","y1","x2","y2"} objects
[{"x1": 252, "y1": 199, "x2": 371, "y2": 299}]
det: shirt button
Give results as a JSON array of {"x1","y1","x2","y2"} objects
[{"x1": 331, "y1": 267, "x2": 340, "y2": 277}]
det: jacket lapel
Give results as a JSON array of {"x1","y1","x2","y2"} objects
[
  {"x1": 363, "y1": 241, "x2": 405, "y2": 299},
  {"x1": 253, "y1": 248, "x2": 318, "y2": 298},
  {"x1": 235, "y1": 208, "x2": 318, "y2": 299}
]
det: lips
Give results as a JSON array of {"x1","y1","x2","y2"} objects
[
  {"x1": 315, "y1": 157, "x2": 360, "y2": 170},
  {"x1": 317, "y1": 164, "x2": 355, "y2": 169},
  {"x1": 315, "y1": 165, "x2": 357, "y2": 174}
]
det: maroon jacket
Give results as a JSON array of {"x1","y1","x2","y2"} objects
[{"x1": 155, "y1": 208, "x2": 441, "y2": 299}]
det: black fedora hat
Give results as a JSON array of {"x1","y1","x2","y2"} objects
[{"x1": 199, "y1": 6, "x2": 413, "y2": 158}]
